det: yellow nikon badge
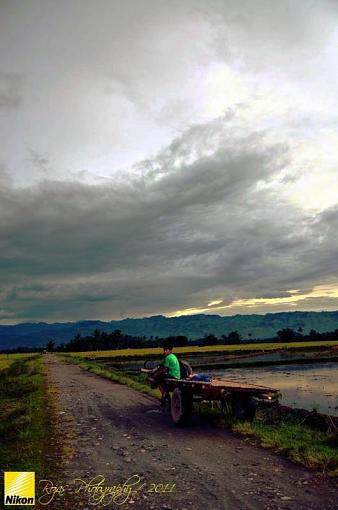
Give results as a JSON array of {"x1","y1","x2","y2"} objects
[{"x1": 4, "y1": 472, "x2": 35, "y2": 505}]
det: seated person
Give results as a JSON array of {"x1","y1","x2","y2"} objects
[{"x1": 152, "y1": 343, "x2": 180, "y2": 406}]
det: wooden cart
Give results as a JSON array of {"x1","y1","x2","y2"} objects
[{"x1": 142, "y1": 368, "x2": 279, "y2": 426}]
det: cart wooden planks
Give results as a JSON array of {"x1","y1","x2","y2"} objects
[{"x1": 142, "y1": 368, "x2": 279, "y2": 425}]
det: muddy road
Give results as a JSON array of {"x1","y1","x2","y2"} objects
[{"x1": 44, "y1": 356, "x2": 336, "y2": 510}]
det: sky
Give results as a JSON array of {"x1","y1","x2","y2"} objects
[{"x1": 0, "y1": 0, "x2": 338, "y2": 323}]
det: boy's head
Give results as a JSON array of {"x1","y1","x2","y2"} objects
[{"x1": 162, "y1": 342, "x2": 173, "y2": 355}]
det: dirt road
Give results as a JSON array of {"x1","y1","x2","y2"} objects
[{"x1": 44, "y1": 355, "x2": 337, "y2": 510}]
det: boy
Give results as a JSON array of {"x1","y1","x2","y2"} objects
[
  {"x1": 163, "y1": 343, "x2": 180, "y2": 379},
  {"x1": 158, "y1": 342, "x2": 180, "y2": 406}
]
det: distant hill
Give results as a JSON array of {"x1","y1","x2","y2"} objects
[{"x1": 1, "y1": 310, "x2": 338, "y2": 350}]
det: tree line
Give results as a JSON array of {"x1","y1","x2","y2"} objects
[{"x1": 41, "y1": 326, "x2": 338, "y2": 352}]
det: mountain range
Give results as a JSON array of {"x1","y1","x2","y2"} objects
[{"x1": 1, "y1": 310, "x2": 338, "y2": 350}]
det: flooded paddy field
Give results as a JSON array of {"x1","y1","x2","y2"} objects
[
  {"x1": 105, "y1": 346, "x2": 338, "y2": 372},
  {"x1": 214, "y1": 362, "x2": 338, "y2": 416},
  {"x1": 86, "y1": 345, "x2": 338, "y2": 417}
]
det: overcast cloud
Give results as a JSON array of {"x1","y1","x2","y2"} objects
[{"x1": 0, "y1": 0, "x2": 338, "y2": 322}]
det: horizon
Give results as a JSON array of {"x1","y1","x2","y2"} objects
[
  {"x1": 1, "y1": 1, "x2": 338, "y2": 323},
  {"x1": 2, "y1": 308, "x2": 338, "y2": 327}
]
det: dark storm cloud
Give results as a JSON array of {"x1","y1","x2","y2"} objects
[
  {"x1": 0, "y1": 114, "x2": 337, "y2": 322},
  {"x1": 1, "y1": 116, "x2": 284, "y2": 277}
]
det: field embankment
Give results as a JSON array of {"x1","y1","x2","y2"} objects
[
  {"x1": 0, "y1": 354, "x2": 63, "y2": 479},
  {"x1": 0, "y1": 355, "x2": 47, "y2": 474}
]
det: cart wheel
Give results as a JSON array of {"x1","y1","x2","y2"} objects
[
  {"x1": 170, "y1": 387, "x2": 193, "y2": 426},
  {"x1": 232, "y1": 395, "x2": 257, "y2": 422}
]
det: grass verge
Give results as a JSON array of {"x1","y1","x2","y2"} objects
[
  {"x1": 198, "y1": 403, "x2": 338, "y2": 476},
  {"x1": 0, "y1": 356, "x2": 63, "y2": 477},
  {"x1": 63, "y1": 355, "x2": 161, "y2": 399},
  {"x1": 0, "y1": 355, "x2": 82, "y2": 509},
  {"x1": 0, "y1": 356, "x2": 48, "y2": 474}
]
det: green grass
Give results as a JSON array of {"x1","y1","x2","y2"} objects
[
  {"x1": 0, "y1": 355, "x2": 78, "y2": 509},
  {"x1": 64, "y1": 355, "x2": 160, "y2": 398},
  {"x1": 0, "y1": 356, "x2": 53, "y2": 476},
  {"x1": 233, "y1": 419, "x2": 338, "y2": 475},
  {"x1": 64, "y1": 340, "x2": 338, "y2": 360},
  {"x1": 197, "y1": 403, "x2": 338, "y2": 476}
]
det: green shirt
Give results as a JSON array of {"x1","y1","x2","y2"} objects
[{"x1": 164, "y1": 353, "x2": 180, "y2": 379}]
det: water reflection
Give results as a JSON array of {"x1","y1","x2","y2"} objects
[{"x1": 215, "y1": 362, "x2": 338, "y2": 416}]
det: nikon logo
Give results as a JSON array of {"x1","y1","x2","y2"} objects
[
  {"x1": 5, "y1": 495, "x2": 34, "y2": 505},
  {"x1": 4, "y1": 472, "x2": 35, "y2": 506}
]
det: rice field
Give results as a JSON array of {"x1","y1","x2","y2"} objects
[
  {"x1": 64, "y1": 340, "x2": 338, "y2": 359},
  {"x1": 0, "y1": 353, "x2": 37, "y2": 371}
]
